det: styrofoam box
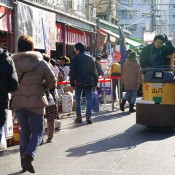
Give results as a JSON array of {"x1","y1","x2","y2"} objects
[{"x1": 62, "y1": 93, "x2": 73, "y2": 112}]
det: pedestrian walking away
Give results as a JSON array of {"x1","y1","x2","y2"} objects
[
  {"x1": 0, "y1": 48, "x2": 18, "y2": 148},
  {"x1": 70, "y1": 43, "x2": 98, "y2": 124},
  {"x1": 43, "y1": 54, "x2": 59, "y2": 143},
  {"x1": 11, "y1": 35, "x2": 56, "y2": 173},
  {"x1": 120, "y1": 51, "x2": 142, "y2": 112}
]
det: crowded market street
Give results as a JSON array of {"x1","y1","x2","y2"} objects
[{"x1": 1, "y1": 104, "x2": 175, "y2": 175}]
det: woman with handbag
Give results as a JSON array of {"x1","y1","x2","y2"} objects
[
  {"x1": 45, "y1": 90, "x2": 59, "y2": 142},
  {"x1": 43, "y1": 54, "x2": 59, "y2": 143}
]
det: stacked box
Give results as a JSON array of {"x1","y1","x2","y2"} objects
[{"x1": 62, "y1": 93, "x2": 73, "y2": 112}]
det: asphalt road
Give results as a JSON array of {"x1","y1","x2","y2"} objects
[{"x1": 0, "y1": 104, "x2": 175, "y2": 175}]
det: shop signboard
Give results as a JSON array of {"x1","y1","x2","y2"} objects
[{"x1": 17, "y1": 2, "x2": 56, "y2": 50}]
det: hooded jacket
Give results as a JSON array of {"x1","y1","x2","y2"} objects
[
  {"x1": 122, "y1": 59, "x2": 142, "y2": 91},
  {"x1": 0, "y1": 48, "x2": 18, "y2": 109},
  {"x1": 11, "y1": 51, "x2": 56, "y2": 115}
]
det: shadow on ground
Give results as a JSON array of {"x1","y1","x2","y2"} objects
[
  {"x1": 0, "y1": 148, "x2": 19, "y2": 157},
  {"x1": 66, "y1": 124, "x2": 175, "y2": 157}
]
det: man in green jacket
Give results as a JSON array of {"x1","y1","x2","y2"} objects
[{"x1": 140, "y1": 35, "x2": 174, "y2": 69}]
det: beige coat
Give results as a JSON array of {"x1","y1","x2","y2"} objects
[
  {"x1": 121, "y1": 59, "x2": 142, "y2": 91},
  {"x1": 11, "y1": 51, "x2": 56, "y2": 115}
]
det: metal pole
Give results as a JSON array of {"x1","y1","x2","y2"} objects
[
  {"x1": 13, "y1": 3, "x2": 18, "y2": 53},
  {"x1": 111, "y1": 78, "x2": 114, "y2": 111},
  {"x1": 118, "y1": 78, "x2": 121, "y2": 107},
  {"x1": 103, "y1": 77, "x2": 106, "y2": 104}
]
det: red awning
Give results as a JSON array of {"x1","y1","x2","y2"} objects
[
  {"x1": 0, "y1": 6, "x2": 11, "y2": 32},
  {"x1": 57, "y1": 24, "x2": 90, "y2": 46}
]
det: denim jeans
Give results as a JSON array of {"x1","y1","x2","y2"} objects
[
  {"x1": 15, "y1": 109, "x2": 44, "y2": 159},
  {"x1": 123, "y1": 90, "x2": 137, "y2": 104},
  {"x1": 75, "y1": 87, "x2": 93, "y2": 119}
]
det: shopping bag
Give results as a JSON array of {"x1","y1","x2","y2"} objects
[
  {"x1": 0, "y1": 127, "x2": 7, "y2": 151},
  {"x1": 92, "y1": 91, "x2": 100, "y2": 112}
]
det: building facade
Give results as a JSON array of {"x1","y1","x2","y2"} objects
[
  {"x1": 117, "y1": 0, "x2": 151, "y2": 40},
  {"x1": 6, "y1": 0, "x2": 96, "y2": 57},
  {"x1": 157, "y1": 0, "x2": 175, "y2": 46}
]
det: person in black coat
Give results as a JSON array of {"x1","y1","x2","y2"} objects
[
  {"x1": 70, "y1": 43, "x2": 98, "y2": 124},
  {"x1": 0, "y1": 48, "x2": 18, "y2": 142}
]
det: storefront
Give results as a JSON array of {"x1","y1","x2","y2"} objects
[
  {"x1": 56, "y1": 13, "x2": 96, "y2": 58},
  {"x1": 0, "y1": 3, "x2": 13, "y2": 53},
  {"x1": 57, "y1": 23, "x2": 92, "y2": 58}
]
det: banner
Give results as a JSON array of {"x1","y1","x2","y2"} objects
[
  {"x1": 17, "y1": 2, "x2": 56, "y2": 50},
  {"x1": 119, "y1": 27, "x2": 127, "y2": 62}
]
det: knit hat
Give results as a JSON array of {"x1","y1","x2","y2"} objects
[{"x1": 128, "y1": 52, "x2": 137, "y2": 59}]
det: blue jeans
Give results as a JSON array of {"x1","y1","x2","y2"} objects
[
  {"x1": 75, "y1": 88, "x2": 93, "y2": 119},
  {"x1": 15, "y1": 109, "x2": 44, "y2": 159},
  {"x1": 123, "y1": 90, "x2": 137, "y2": 104}
]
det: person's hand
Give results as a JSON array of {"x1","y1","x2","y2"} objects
[{"x1": 164, "y1": 34, "x2": 168, "y2": 44}]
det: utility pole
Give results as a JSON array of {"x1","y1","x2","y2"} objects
[
  {"x1": 150, "y1": 0, "x2": 157, "y2": 32},
  {"x1": 108, "y1": 0, "x2": 112, "y2": 22}
]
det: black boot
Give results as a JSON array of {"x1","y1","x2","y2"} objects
[
  {"x1": 129, "y1": 103, "x2": 136, "y2": 113},
  {"x1": 21, "y1": 154, "x2": 35, "y2": 173},
  {"x1": 120, "y1": 99, "x2": 126, "y2": 111}
]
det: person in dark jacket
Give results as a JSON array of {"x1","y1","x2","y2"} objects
[
  {"x1": 70, "y1": 43, "x2": 98, "y2": 124},
  {"x1": 0, "y1": 48, "x2": 18, "y2": 143},
  {"x1": 140, "y1": 34, "x2": 174, "y2": 69},
  {"x1": 95, "y1": 55, "x2": 104, "y2": 77}
]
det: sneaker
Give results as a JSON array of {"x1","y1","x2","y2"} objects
[
  {"x1": 74, "y1": 117, "x2": 82, "y2": 123},
  {"x1": 86, "y1": 118, "x2": 92, "y2": 124}
]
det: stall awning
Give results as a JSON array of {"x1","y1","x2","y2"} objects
[
  {"x1": 100, "y1": 28, "x2": 143, "y2": 47},
  {"x1": 0, "y1": 6, "x2": 11, "y2": 32}
]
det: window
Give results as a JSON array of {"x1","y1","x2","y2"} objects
[
  {"x1": 129, "y1": 14, "x2": 133, "y2": 19},
  {"x1": 142, "y1": 0, "x2": 150, "y2": 3}
]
